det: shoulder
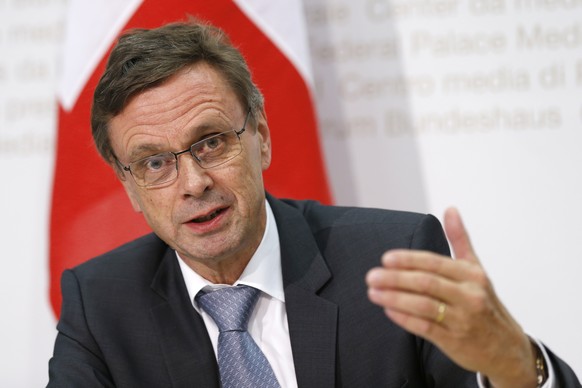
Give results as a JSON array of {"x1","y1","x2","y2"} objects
[
  {"x1": 59, "y1": 233, "x2": 171, "y2": 317},
  {"x1": 69, "y1": 232, "x2": 169, "y2": 281},
  {"x1": 277, "y1": 197, "x2": 438, "y2": 235},
  {"x1": 273, "y1": 196, "x2": 449, "y2": 255}
]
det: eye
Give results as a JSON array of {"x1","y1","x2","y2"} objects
[
  {"x1": 134, "y1": 153, "x2": 175, "y2": 173},
  {"x1": 196, "y1": 134, "x2": 227, "y2": 155},
  {"x1": 146, "y1": 157, "x2": 164, "y2": 170},
  {"x1": 205, "y1": 136, "x2": 222, "y2": 149}
]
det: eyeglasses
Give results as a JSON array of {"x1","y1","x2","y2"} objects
[{"x1": 119, "y1": 110, "x2": 251, "y2": 188}]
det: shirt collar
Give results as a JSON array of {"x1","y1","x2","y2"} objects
[{"x1": 177, "y1": 200, "x2": 284, "y2": 309}]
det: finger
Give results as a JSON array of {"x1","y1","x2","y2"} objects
[
  {"x1": 368, "y1": 287, "x2": 453, "y2": 325},
  {"x1": 366, "y1": 267, "x2": 461, "y2": 305},
  {"x1": 384, "y1": 309, "x2": 449, "y2": 342},
  {"x1": 380, "y1": 250, "x2": 483, "y2": 284},
  {"x1": 444, "y1": 207, "x2": 478, "y2": 262}
]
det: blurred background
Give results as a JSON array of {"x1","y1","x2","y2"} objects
[{"x1": 1, "y1": 0, "x2": 581, "y2": 386}]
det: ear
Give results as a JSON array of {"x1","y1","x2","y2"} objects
[
  {"x1": 255, "y1": 109, "x2": 272, "y2": 171},
  {"x1": 113, "y1": 163, "x2": 143, "y2": 213}
]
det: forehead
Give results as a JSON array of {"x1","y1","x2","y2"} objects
[
  {"x1": 109, "y1": 63, "x2": 244, "y2": 158},
  {"x1": 120, "y1": 63, "x2": 239, "y2": 123}
]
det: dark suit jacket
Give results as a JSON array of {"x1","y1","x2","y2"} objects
[{"x1": 48, "y1": 195, "x2": 580, "y2": 387}]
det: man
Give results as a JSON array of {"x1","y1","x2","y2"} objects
[{"x1": 48, "y1": 20, "x2": 580, "y2": 387}]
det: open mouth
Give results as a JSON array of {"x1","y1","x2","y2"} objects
[{"x1": 190, "y1": 207, "x2": 226, "y2": 223}]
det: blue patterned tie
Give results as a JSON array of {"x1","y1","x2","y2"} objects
[{"x1": 196, "y1": 286, "x2": 281, "y2": 388}]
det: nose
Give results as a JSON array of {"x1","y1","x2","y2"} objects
[{"x1": 176, "y1": 153, "x2": 213, "y2": 198}]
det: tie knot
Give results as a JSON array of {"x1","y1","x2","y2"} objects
[{"x1": 196, "y1": 286, "x2": 260, "y2": 332}]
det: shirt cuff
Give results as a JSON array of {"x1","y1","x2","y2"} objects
[{"x1": 475, "y1": 337, "x2": 555, "y2": 388}]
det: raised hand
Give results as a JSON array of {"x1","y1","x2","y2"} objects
[{"x1": 366, "y1": 208, "x2": 538, "y2": 387}]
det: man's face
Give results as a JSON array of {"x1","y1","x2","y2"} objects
[{"x1": 109, "y1": 62, "x2": 271, "y2": 275}]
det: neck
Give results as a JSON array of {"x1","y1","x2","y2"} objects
[{"x1": 183, "y1": 255, "x2": 251, "y2": 285}]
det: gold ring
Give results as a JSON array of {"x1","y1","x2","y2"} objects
[{"x1": 436, "y1": 302, "x2": 446, "y2": 324}]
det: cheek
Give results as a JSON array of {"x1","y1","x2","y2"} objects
[
  {"x1": 246, "y1": 140, "x2": 268, "y2": 181},
  {"x1": 220, "y1": 164, "x2": 260, "y2": 196},
  {"x1": 137, "y1": 192, "x2": 174, "y2": 225},
  {"x1": 242, "y1": 157, "x2": 265, "y2": 191},
  {"x1": 219, "y1": 157, "x2": 265, "y2": 206}
]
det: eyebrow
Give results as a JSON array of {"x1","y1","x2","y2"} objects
[
  {"x1": 126, "y1": 122, "x2": 229, "y2": 162},
  {"x1": 127, "y1": 144, "x2": 168, "y2": 161}
]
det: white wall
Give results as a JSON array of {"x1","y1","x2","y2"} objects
[
  {"x1": 0, "y1": 1, "x2": 580, "y2": 386},
  {"x1": 0, "y1": 1, "x2": 65, "y2": 387},
  {"x1": 307, "y1": 0, "x2": 582, "y2": 377}
]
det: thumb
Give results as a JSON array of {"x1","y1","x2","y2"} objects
[{"x1": 444, "y1": 207, "x2": 478, "y2": 262}]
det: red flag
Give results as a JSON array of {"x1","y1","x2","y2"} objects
[{"x1": 50, "y1": 0, "x2": 332, "y2": 316}]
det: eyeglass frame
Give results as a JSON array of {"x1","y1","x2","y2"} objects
[{"x1": 116, "y1": 108, "x2": 252, "y2": 188}]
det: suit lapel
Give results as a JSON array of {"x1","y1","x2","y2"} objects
[
  {"x1": 147, "y1": 197, "x2": 339, "y2": 387},
  {"x1": 269, "y1": 196, "x2": 338, "y2": 388},
  {"x1": 149, "y1": 248, "x2": 220, "y2": 388}
]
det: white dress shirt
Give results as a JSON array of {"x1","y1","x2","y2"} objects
[
  {"x1": 177, "y1": 201, "x2": 298, "y2": 388},
  {"x1": 177, "y1": 201, "x2": 555, "y2": 387}
]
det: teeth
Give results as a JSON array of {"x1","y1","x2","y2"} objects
[{"x1": 192, "y1": 209, "x2": 220, "y2": 223}]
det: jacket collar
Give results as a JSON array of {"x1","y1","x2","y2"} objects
[
  {"x1": 268, "y1": 194, "x2": 338, "y2": 388},
  {"x1": 150, "y1": 247, "x2": 220, "y2": 388},
  {"x1": 149, "y1": 194, "x2": 338, "y2": 388}
]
